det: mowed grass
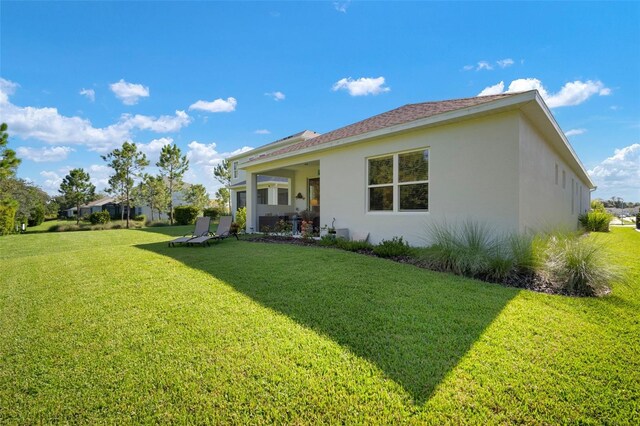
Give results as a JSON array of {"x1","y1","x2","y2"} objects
[{"x1": 0, "y1": 227, "x2": 638, "y2": 424}]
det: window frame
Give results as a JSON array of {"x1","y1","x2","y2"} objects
[
  {"x1": 257, "y1": 188, "x2": 268, "y2": 205},
  {"x1": 366, "y1": 148, "x2": 430, "y2": 213},
  {"x1": 232, "y1": 161, "x2": 239, "y2": 179}
]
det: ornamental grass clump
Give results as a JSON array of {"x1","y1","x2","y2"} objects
[
  {"x1": 542, "y1": 235, "x2": 617, "y2": 296},
  {"x1": 423, "y1": 221, "x2": 499, "y2": 279}
]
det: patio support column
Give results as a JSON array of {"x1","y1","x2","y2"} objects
[{"x1": 245, "y1": 172, "x2": 258, "y2": 233}]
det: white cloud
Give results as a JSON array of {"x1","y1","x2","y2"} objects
[
  {"x1": 40, "y1": 170, "x2": 64, "y2": 193},
  {"x1": 87, "y1": 164, "x2": 112, "y2": 190},
  {"x1": 478, "y1": 81, "x2": 505, "y2": 96},
  {"x1": 137, "y1": 137, "x2": 174, "y2": 163},
  {"x1": 109, "y1": 79, "x2": 150, "y2": 105},
  {"x1": 588, "y1": 143, "x2": 640, "y2": 200},
  {"x1": 333, "y1": 1, "x2": 350, "y2": 13},
  {"x1": 564, "y1": 129, "x2": 587, "y2": 137},
  {"x1": 79, "y1": 88, "x2": 95, "y2": 102},
  {"x1": 185, "y1": 141, "x2": 254, "y2": 195},
  {"x1": 189, "y1": 97, "x2": 237, "y2": 113},
  {"x1": 477, "y1": 78, "x2": 611, "y2": 108},
  {"x1": 497, "y1": 58, "x2": 514, "y2": 68},
  {"x1": 476, "y1": 61, "x2": 493, "y2": 71},
  {"x1": 254, "y1": 129, "x2": 271, "y2": 135},
  {"x1": 332, "y1": 76, "x2": 390, "y2": 96},
  {"x1": 462, "y1": 65, "x2": 475, "y2": 71},
  {"x1": 265, "y1": 91, "x2": 285, "y2": 101},
  {"x1": 16, "y1": 146, "x2": 74, "y2": 163},
  {"x1": 117, "y1": 111, "x2": 191, "y2": 133},
  {"x1": 2, "y1": 79, "x2": 191, "y2": 153},
  {"x1": 0, "y1": 77, "x2": 19, "y2": 104}
]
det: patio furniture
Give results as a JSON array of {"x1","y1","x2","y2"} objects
[
  {"x1": 168, "y1": 216, "x2": 211, "y2": 247},
  {"x1": 187, "y1": 216, "x2": 238, "y2": 246}
]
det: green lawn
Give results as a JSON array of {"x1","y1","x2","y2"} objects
[{"x1": 1, "y1": 227, "x2": 638, "y2": 424}]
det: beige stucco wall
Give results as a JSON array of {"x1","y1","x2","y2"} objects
[
  {"x1": 320, "y1": 111, "x2": 521, "y2": 246},
  {"x1": 518, "y1": 115, "x2": 590, "y2": 233}
]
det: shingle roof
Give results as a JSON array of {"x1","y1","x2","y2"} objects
[{"x1": 250, "y1": 93, "x2": 522, "y2": 162}]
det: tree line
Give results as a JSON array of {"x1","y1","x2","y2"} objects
[{"x1": 0, "y1": 122, "x2": 233, "y2": 233}]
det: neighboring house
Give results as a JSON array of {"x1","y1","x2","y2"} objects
[
  {"x1": 78, "y1": 197, "x2": 141, "y2": 219},
  {"x1": 228, "y1": 91, "x2": 595, "y2": 245}
]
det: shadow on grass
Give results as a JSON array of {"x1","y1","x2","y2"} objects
[{"x1": 136, "y1": 239, "x2": 518, "y2": 404}]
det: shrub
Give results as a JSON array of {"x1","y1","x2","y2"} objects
[
  {"x1": 578, "y1": 210, "x2": 612, "y2": 232},
  {"x1": 230, "y1": 222, "x2": 240, "y2": 235},
  {"x1": 275, "y1": 219, "x2": 292, "y2": 235},
  {"x1": 133, "y1": 214, "x2": 146, "y2": 222},
  {"x1": 0, "y1": 199, "x2": 18, "y2": 235},
  {"x1": 543, "y1": 235, "x2": 617, "y2": 296},
  {"x1": 89, "y1": 211, "x2": 111, "y2": 225},
  {"x1": 636, "y1": 212, "x2": 640, "y2": 230},
  {"x1": 146, "y1": 220, "x2": 171, "y2": 227},
  {"x1": 373, "y1": 236, "x2": 412, "y2": 258},
  {"x1": 235, "y1": 207, "x2": 246, "y2": 231},
  {"x1": 174, "y1": 205, "x2": 200, "y2": 225},
  {"x1": 336, "y1": 238, "x2": 372, "y2": 252},
  {"x1": 319, "y1": 234, "x2": 337, "y2": 246},
  {"x1": 591, "y1": 199, "x2": 607, "y2": 212},
  {"x1": 203, "y1": 208, "x2": 221, "y2": 221},
  {"x1": 28, "y1": 204, "x2": 45, "y2": 227}
]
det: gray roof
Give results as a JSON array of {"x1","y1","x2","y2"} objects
[{"x1": 230, "y1": 175, "x2": 289, "y2": 188}]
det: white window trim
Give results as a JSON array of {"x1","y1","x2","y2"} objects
[
  {"x1": 366, "y1": 148, "x2": 430, "y2": 214},
  {"x1": 233, "y1": 161, "x2": 239, "y2": 179}
]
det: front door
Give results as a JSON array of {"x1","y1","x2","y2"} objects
[{"x1": 308, "y1": 178, "x2": 320, "y2": 213}]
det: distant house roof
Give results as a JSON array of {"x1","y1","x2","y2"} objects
[
  {"x1": 230, "y1": 175, "x2": 289, "y2": 188},
  {"x1": 248, "y1": 93, "x2": 518, "y2": 162},
  {"x1": 80, "y1": 197, "x2": 117, "y2": 208}
]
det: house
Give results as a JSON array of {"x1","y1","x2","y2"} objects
[
  {"x1": 228, "y1": 91, "x2": 595, "y2": 246},
  {"x1": 78, "y1": 197, "x2": 141, "y2": 219}
]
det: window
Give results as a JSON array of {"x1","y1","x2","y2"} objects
[
  {"x1": 232, "y1": 161, "x2": 238, "y2": 179},
  {"x1": 562, "y1": 170, "x2": 566, "y2": 189},
  {"x1": 555, "y1": 164, "x2": 559, "y2": 185},
  {"x1": 571, "y1": 178, "x2": 575, "y2": 214},
  {"x1": 277, "y1": 188, "x2": 288, "y2": 205},
  {"x1": 367, "y1": 149, "x2": 429, "y2": 212},
  {"x1": 257, "y1": 188, "x2": 268, "y2": 205},
  {"x1": 236, "y1": 191, "x2": 246, "y2": 210}
]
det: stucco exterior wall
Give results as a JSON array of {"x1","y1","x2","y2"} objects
[
  {"x1": 320, "y1": 112, "x2": 521, "y2": 246},
  {"x1": 518, "y1": 115, "x2": 590, "y2": 233}
]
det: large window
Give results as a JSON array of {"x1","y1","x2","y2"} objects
[
  {"x1": 236, "y1": 191, "x2": 246, "y2": 210},
  {"x1": 257, "y1": 188, "x2": 268, "y2": 205},
  {"x1": 277, "y1": 188, "x2": 289, "y2": 205},
  {"x1": 367, "y1": 149, "x2": 429, "y2": 212}
]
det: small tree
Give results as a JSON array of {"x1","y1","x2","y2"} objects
[
  {"x1": 59, "y1": 169, "x2": 96, "y2": 225},
  {"x1": 215, "y1": 187, "x2": 230, "y2": 214},
  {"x1": 157, "y1": 144, "x2": 188, "y2": 225},
  {"x1": 185, "y1": 183, "x2": 209, "y2": 212},
  {"x1": 213, "y1": 159, "x2": 231, "y2": 212},
  {"x1": 102, "y1": 141, "x2": 149, "y2": 228},
  {"x1": 136, "y1": 174, "x2": 169, "y2": 221},
  {"x1": 0, "y1": 123, "x2": 21, "y2": 181}
]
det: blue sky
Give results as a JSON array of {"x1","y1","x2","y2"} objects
[{"x1": 1, "y1": 1, "x2": 639, "y2": 201}]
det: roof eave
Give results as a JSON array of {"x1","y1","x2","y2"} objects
[
  {"x1": 525, "y1": 93, "x2": 596, "y2": 189},
  {"x1": 243, "y1": 91, "x2": 539, "y2": 169}
]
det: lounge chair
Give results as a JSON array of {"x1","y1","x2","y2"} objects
[
  {"x1": 187, "y1": 216, "x2": 238, "y2": 246},
  {"x1": 168, "y1": 216, "x2": 212, "y2": 247}
]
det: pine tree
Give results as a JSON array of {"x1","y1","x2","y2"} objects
[
  {"x1": 59, "y1": 169, "x2": 96, "y2": 225},
  {"x1": 157, "y1": 144, "x2": 188, "y2": 225},
  {"x1": 102, "y1": 141, "x2": 149, "y2": 228}
]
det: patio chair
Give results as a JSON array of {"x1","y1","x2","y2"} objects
[
  {"x1": 187, "y1": 216, "x2": 238, "y2": 246},
  {"x1": 168, "y1": 216, "x2": 212, "y2": 247}
]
